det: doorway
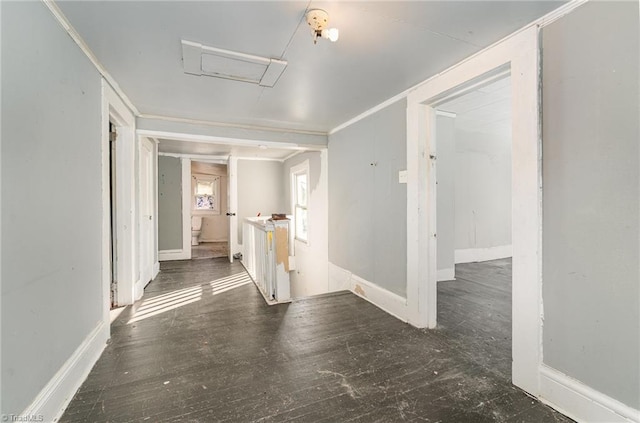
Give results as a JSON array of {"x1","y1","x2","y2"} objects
[
  {"x1": 190, "y1": 160, "x2": 230, "y2": 260},
  {"x1": 406, "y1": 26, "x2": 542, "y2": 397},
  {"x1": 434, "y1": 75, "x2": 514, "y2": 380}
]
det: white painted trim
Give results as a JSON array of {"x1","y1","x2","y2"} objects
[
  {"x1": 435, "y1": 110, "x2": 457, "y2": 118},
  {"x1": 158, "y1": 249, "x2": 189, "y2": 261},
  {"x1": 227, "y1": 156, "x2": 239, "y2": 262},
  {"x1": 236, "y1": 156, "x2": 285, "y2": 162},
  {"x1": 350, "y1": 274, "x2": 408, "y2": 323},
  {"x1": 21, "y1": 321, "x2": 108, "y2": 423},
  {"x1": 181, "y1": 159, "x2": 192, "y2": 260},
  {"x1": 103, "y1": 80, "x2": 137, "y2": 309},
  {"x1": 329, "y1": 88, "x2": 412, "y2": 135},
  {"x1": 159, "y1": 152, "x2": 229, "y2": 163},
  {"x1": 138, "y1": 114, "x2": 326, "y2": 137},
  {"x1": 539, "y1": 365, "x2": 640, "y2": 423},
  {"x1": 454, "y1": 245, "x2": 513, "y2": 264},
  {"x1": 153, "y1": 261, "x2": 160, "y2": 279},
  {"x1": 328, "y1": 0, "x2": 587, "y2": 136},
  {"x1": 406, "y1": 26, "x2": 542, "y2": 398},
  {"x1": 134, "y1": 279, "x2": 143, "y2": 300},
  {"x1": 328, "y1": 262, "x2": 352, "y2": 292},
  {"x1": 137, "y1": 129, "x2": 326, "y2": 152},
  {"x1": 328, "y1": 262, "x2": 409, "y2": 322},
  {"x1": 437, "y1": 268, "x2": 455, "y2": 282},
  {"x1": 43, "y1": 0, "x2": 139, "y2": 115}
]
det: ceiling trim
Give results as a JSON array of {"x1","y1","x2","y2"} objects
[
  {"x1": 435, "y1": 110, "x2": 457, "y2": 118},
  {"x1": 138, "y1": 114, "x2": 327, "y2": 137},
  {"x1": 43, "y1": 0, "x2": 139, "y2": 115},
  {"x1": 328, "y1": 0, "x2": 588, "y2": 136},
  {"x1": 139, "y1": 129, "x2": 326, "y2": 151},
  {"x1": 159, "y1": 152, "x2": 229, "y2": 163}
]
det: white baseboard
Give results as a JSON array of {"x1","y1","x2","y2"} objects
[
  {"x1": 328, "y1": 262, "x2": 351, "y2": 292},
  {"x1": 328, "y1": 262, "x2": 408, "y2": 322},
  {"x1": 539, "y1": 364, "x2": 640, "y2": 423},
  {"x1": 134, "y1": 279, "x2": 144, "y2": 301},
  {"x1": 22, "y1": 321, "x2": 109, "y2": 422},
  {"x1": 454, "y1": 245, "x2": 512, "y2": 264},
  {"x1": 437, "y1": 268, "x2": 455, "y2": 282},
  {"x1": 158, "y1": 249, "x2": 189, "y2": 261},
  {"x1": 198, "y1": 238, "x2": 229, "y2": 243}
]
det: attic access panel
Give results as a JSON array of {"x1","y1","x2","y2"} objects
[{"x1": 181, "y1": 40, "x2": 287, "y2": 87}]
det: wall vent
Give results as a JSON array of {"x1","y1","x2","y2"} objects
[{"x1": 181, "y1": 40, "x2": 287, "y2": 88}]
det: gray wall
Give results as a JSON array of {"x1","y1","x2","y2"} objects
[
  {"x1": 454, "y1": 128, "x2": 512, "y2": 251},
  {"x1": 1, "y1": 1, "x2": 103, "y2": 414},
  {"x1": 436, "y1": 115, "x2": 456, "y2": 274},
  {"x1": 158, "y1": 156, "x2": 183, "y2": 250},
  {"x1": 328, "y1": 100, "x2": 407, "y2": 297},
  {"x1": 237, "y1": 160, "x2": 284, "y2": 244},
  {"x1": 542, "y1": 1, "x2": 639, "y2": 409}
]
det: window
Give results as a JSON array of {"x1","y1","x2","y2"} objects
[
  {"x1": 192, "y1": 174, "x2": 220, "y2": 214},
  {"x1": 291, "y1": 162, "x2": 309, "y2": 242}
]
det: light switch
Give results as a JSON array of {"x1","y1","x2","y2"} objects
[{"x1": 399, "y1": 170, "x2": 408, "y2": 184}]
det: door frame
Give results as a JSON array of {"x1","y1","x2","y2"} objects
[
  {"x1": 406, "y1": 26, "x2": 542, "y2": 396},
  {"x1": 138, "y1": 136, "x2": 157, "y2": 293},
  {"x1": 101, "y1": 80, "x2": 136, "y2": 325}
]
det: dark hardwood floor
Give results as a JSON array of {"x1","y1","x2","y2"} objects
[{"x1": 60, "y1": 258, "x2": 571, "y2": 422}]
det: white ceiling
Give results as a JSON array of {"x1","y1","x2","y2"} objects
[
  {"x1": 439, "y1": 76, "x2": 511, "y2": 136},
  {"x1": 57, "y1": 1, "x2": 564, "y2": 134}
]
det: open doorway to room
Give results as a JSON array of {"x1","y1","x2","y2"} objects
[
  {"x1": 434, "y1": 75, "x2": 513, "y2": 380},
  {"x1": 190, "y1": 160, "x2": 230, "y2": 259},
  {"x1": 406, "y1": 27, "x2": 542, "y2": 397}
]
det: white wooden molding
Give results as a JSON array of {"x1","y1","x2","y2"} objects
[
  {"x1": 152, "y1": 261, "x2": 160, "y2": 279},
  {"x1": 181, "y1": 159, "x2": 192, "y2": 260},
  {"x1": 454, "y1": 245, "x2": 513, "y2": 264},
  {"x1": 158, "y1": 249, "x2": 189, "y2": 261},
  {"x1": 21, "y1": 321, "x2": 108, "y2": 423},
  {"x1": 539, "y1": 365, "x2": 640, "y2": 423},
  {"x1": 137, "y1": 129, "x2": 325, "y2": 152},
  {"x1": 328, "y1": 262, "x2": 408, "y2": 322},
  {"x1": 138, "y1": 113, "x2": 326, "y2": 137},
  {"x1": 436, "y1": 268, "x2": 455, "y2": 282},
  {"x1": 406, "y1": 25, "x2": 543, "y2": 398}
]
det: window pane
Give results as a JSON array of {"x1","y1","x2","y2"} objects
[
  {"x1": 296, "y1": 174, "x2": 307, "y2": 207},
  {"x1": 195, "y1": 194, "x2": 215, "y2": 209},
  {"x1": 196, "y1": 181, "x2": 214, "y2": 195},
  {"x1": 295, "y1": 206, "x2": 308, "y2": 241}
]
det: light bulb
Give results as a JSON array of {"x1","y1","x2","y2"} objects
[{"x1": 321, "y1": 28, "x2": 339, "y2": 42}]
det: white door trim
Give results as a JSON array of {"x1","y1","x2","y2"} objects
[
  {"x1": 138, "y1": 137, "x2": 155, "y2": 295},
  {"x1": 406, "y1": 26, "x2": 542, "y2": 397},
  {"x1": 101, "y1": 79, "x2": 136, "y2": 323},
  {"x1": 181, "y1": 158, "x2": 192, "y2": 259},
  {"x1": 228, "y1": 156, "x2": 238, "y2": 262}
]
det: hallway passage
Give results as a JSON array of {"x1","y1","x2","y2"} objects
[{"x1": 61, "y1": 258, "x2": 571, "y2": 422}]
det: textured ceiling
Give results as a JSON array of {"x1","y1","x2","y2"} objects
[{"x1": 58, "y1": 1, "x2": 564, "y2": 133}]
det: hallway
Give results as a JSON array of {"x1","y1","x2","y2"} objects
[{"x1": 61, "y1": 259, "x2": 570, "y2": 422}]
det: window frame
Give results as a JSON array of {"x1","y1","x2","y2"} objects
[
  {"x1": 290, "y1": 161, "x2": 309, "y2": 244},
  {"x1": 191, "y1": 173, "x2": 221, "y2": 215}
]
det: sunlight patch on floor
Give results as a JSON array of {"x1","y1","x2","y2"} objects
[
  {"x1": 128, "y1": 285, "x2": 203, "y2": 324},
  {"x1": 210, "y1": 272, "x2": 251, "y2": 295},
  {"x1": 127, "y1": 272, "x2": 252, "y2": 324}
]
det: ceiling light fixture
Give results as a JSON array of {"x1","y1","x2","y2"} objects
[{"x1": 306, "y1": 9, "x2": 339, "y2": 44}]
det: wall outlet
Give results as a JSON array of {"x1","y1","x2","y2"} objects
[{"x1": 399, "y1": 170, "x2": 408, "y2": 184}]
